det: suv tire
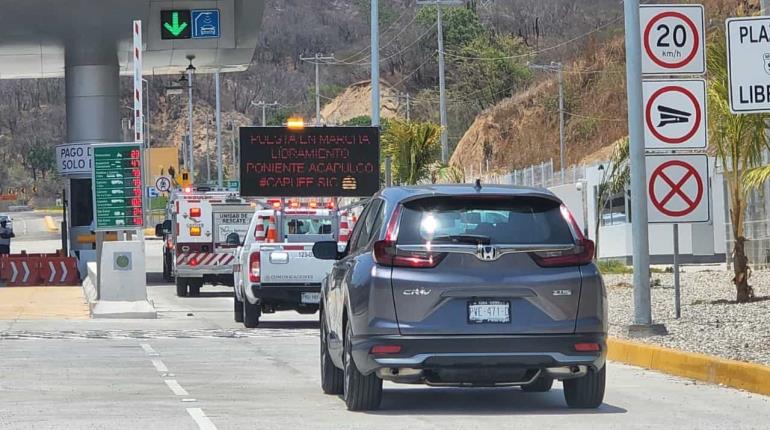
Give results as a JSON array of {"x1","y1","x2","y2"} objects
[
  {"x1": 563, "y1": 365, "x2": 605, "y2": 409},
  {"x1": 320, "y1": 310, "x2": 343, "y2": 395},
  {"x1": 234, "y1": 295, "x2": 244, "y2": 323},
  {"x1": 343, "y1": 323, "x2": 382, "y2": 411},
  {"x1": 175, "y1": 277, "x2": 188, "y2": 297},
  {"x1": 521, "y1": 374, "x2": 554, "y2": 392},
  {"x1": 243, "y1": 299, "x2": 261, "y2": 328}
]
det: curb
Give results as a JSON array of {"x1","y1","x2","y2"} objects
[
  {"x1": 43, "y1": 216, "x2": 59, "y2": 232},
  {"x1": 608, "y1": 338, "x2": 770, "y2": 397}
]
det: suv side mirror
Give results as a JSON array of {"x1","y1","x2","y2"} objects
[
  {"x1": 226, "y1": 232, "x2": 240, "y2": 246},
  {"x1": 154, "y1": 223, "x2": 164, "y2": 238},
  {"x1": 313, "y1": 241, "x2": 341, "y2": 260}
]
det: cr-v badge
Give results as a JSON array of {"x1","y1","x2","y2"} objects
[{"x1": 403, "y1": 288, "x2": 432, "y2": 296}]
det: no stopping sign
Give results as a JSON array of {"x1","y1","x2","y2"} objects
[
  {"x1": 646, "y1": 154, "x2": 710, "y2": 223},
  {"x1": 640, "y1": 5, "x2": 705, "y2": 75}
]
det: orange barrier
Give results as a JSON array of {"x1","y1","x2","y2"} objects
[{"x1": 0, "y1": 252, "x2": 80, "y2": 286}]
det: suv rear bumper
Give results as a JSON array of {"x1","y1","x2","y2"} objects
[{"x1": 351, "y1": 333, "x2": 606, "y2": 376}]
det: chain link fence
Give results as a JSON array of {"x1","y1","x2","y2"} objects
[{"x1": 467, "y1": 159, "x2": 586, "y2": 189}]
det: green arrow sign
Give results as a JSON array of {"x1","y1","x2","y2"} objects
[
  {"x1": 161, "y1": 10, "x2": 191, "y2": 40},
  {"x1": 164, "y1": 12, "x2": 188, "y2": 36}
]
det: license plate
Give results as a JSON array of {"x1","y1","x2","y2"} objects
[
  {"x1": 468, "y1": 300, "x2": 510, "y2": 324},
  {"x1": 301, "y1": 292, "x2": 321, "y2": 304}
]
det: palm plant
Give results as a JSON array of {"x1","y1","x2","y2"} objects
[
  {"x1": 381, "y1": 119, "x2": 441, "y2": 185},
  {"x1": 709, "y1": 32, "x2": 769, "y2": 302}
]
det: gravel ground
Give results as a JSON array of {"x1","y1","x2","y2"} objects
[{"x1": 606, "y1": 269, "x2": 770, "y2": 366}]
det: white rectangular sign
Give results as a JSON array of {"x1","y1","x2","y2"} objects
[
  {"x1": 646, "y1": 154, "x2": 710, "y2": 223},
  {"x1": 643, "y1": 79, "x2": 707, "y2": 150},
  {"x1": 55, "y1": 143, "x2": 93, "y2": 176},
  {"x1": 641, "y1": 5, "x2": 706, "y2": 75},
  {"x1": 726, "y1": 17, "x2": 770, "y2": 113}
]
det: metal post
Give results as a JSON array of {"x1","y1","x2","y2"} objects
[
  {"x1": 262, "y1": 103, "x2": 267, "y2": 127},
  {"x1": 437, "y1": 5, "x2": 448, "y2": 163},
  {"x1": 231, "y1": 122, "x2": 237, "y2": 178},
  {"x1": 206, "y1": 119, "x2": 211, "y2": 184},
  {"x1": 385, "y1": 156, "x2": 392, "y2": 187},
  {"x1": 673, "y1": 224, "x2": 681, "y2": 319},
  {"x1": 763, "y1": 0, "x2": 769, "y2": 15},
  {"x1": 371, "y1": 0, "x2": 380, "y2": 127},
  {"x1": 215, "y1": 71, "x2": 223, "y2": 188},
  {"x1": 187, "y1": 69, "x2": 195, "y2": 184},
  {"x1": 624, "y1": 0, "x2": 653, "y2": 328},
  {"x1": 182, "y1": 134, "x2": 188, "y2": 170},
  {"x1": 557, "y1": 64, "x2": 565, "y2": 174}
]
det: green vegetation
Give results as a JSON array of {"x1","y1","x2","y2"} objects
[
  {"x1": 150, "y1": 196, "x2": 169, "y2": 211},
  {"x1": 708, "y1": 32, "x2": 768, "y2": 303},
  {"x1": 343, "y1": 116, "x2": 372, "y2": 127},
  {"x1": 597, "y1": 260, "x2": 632, "y2": 275},
  {"x1": 381, "y1": 119, "x2": 441, "y2": 185}
]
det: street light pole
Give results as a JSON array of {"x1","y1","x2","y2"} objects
[
  {"x1": 186, "y1": 65, "x2": 195, "y2": 184},
  {"x1": 371, "y1": 0, "x2": 380, "y2": 127}
]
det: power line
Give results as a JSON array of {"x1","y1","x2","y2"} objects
[
  {"x1": 329, "y1": 23, "x2": 437, "y2": 66},
  {"x1": 336, "y1": 7, "x2": 415, "y2": 63},
  {"x1": 300, "y1": 53, "x2": 336, "y2": 125}
]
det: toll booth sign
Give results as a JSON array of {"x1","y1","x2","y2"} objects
[
  {"x1": 92, "y1": 143, "x2": 144, "y2": 231},
  {"x1": 239, "y1": 126, "x2": 380, "y2": 197}
]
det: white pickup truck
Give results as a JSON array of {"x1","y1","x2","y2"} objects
[{"x1": 233, "y1": 206, "x2": 339, "y2": 327}]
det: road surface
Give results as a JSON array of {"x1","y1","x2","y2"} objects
[{"x1": 0, "y1": 242, "x2": 768, "y2": 429}]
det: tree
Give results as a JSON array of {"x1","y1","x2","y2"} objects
[
  {"x1": 416, "y1": 6, "x2": 485, "y2": 49},
  {"x1": 343, "y1": 115, "x2": 372, "y2": 126},
  {"x1": 594, "y1": 137, "x2": 629, "y2": 259},
  {"x1": 381, "y1": 119, "x2": 441, "y2": 185},
  {"x1": 708, "y1": 32, "x2": 769, "y2": 303}
]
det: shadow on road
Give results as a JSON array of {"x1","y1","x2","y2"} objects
[
  {"x1": 370, "y1": 387, "x2": 627, "y2": 416},
  {"x1": 256, "y1": 320, "x2": 320, "y2": 330}
]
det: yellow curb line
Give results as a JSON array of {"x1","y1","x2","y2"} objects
[
  {"x1": 608, "y1": 338, "x2": 770, "y2": 397},
  {"x1": 43, "y1": 216, "x2": 59, "y2": 232}
]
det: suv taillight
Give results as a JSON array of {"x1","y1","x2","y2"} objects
[
  {"x1": 249, "y1": 252, "x2": 261, "y2": 283},
  {"x1": 372, "y1": 205, "x2": 445, "y2": 268},
  {"x1": 531, "y1": 204, "x2": 594, "y2": 267}
]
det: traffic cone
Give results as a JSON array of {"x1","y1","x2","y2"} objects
[{"x1": 266, "y1": 216, "x2": 277, "y2": 243}]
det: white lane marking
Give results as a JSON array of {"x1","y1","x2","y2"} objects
[
  {"x1": 140, "y1": 343, "x2": 159, "y2": 356},
  {"x1": 186, "y1": 408, "x2": 218, "y2": 430},
  {"x1": 164, "y1": 379, "x2": 189, "y2": 396},
  {"x1": 151, "y1": 358, "x2": 168, "y2": 372}
]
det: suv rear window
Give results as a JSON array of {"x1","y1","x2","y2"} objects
[{"x1": 397, "y1": 196, "x2": 574, "y2": 245}]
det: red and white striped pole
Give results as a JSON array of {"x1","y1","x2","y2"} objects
[{"x1": 133, "y1": 20, "x2": 143, "y2": 144}]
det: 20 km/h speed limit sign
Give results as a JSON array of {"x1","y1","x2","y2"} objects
[
  {"x1": 643, "y1": 79, "x2": 707, "y2": 150},
  {"x1": 646, "y1": 154, "x2": 710, "y2": 223},
  {"x1": 640, "y1": 5, "x2": 705, "y2": 75}
]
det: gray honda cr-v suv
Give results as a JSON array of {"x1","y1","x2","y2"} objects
[{"x1": 313, "y1": 184, "x2": 607, "y2": 411}]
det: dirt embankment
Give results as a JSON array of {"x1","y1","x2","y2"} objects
[
  {"x1": 450, "y1": 36, "x2": 629, "y2": 174},
  {"x1": 320, "y1": 80, "x2": 401, "y2": 124}
]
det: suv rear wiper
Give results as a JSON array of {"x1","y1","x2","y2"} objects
[{"x1": 431, "y1": 234, "x2": 491, "y2": 245}]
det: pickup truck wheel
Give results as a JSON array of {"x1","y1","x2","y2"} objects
[
  {"x1": 521, "y1": 374, "x2": 554, "y2": 392},
  {"x1": 175, "y1": 278, "x2": 188, "y2": 297},
  {"x1": 162, "y1": 252, "x2": 173, "y2": 282},
  {"x1": 320, "y1": 311, "x2": 343, "y2": 395},
  {"x1": 188, "y1": 280, "x2": 202, "y2": 297},
  {"x1": 234, "y1": 294, "x2": 244, "y2": 323},
  {"x1": 243, "y1": 299, "x2": 261, "y2": 328},
  {"x1": 563, "y1": 365, "x2": 606, "y2": 409},
  {"x1": 343, "y1": 323, "x2": 382, "y2": 411}
]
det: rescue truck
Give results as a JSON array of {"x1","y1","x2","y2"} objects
[
  {"x1": 156, "y1": 187, "x2": 254, "y2": 297},
  {"x1": 233, "y1": 199, "x2": 347, "y2": 327}
]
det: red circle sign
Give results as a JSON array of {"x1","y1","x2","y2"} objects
[
  {"x1": 643, "y1": 11, "x2": 700, "y2": 69},
  {"x1": 649, "y1": 160, "x2": 703, "y2": 217},
  {"x1": 645, "y1": 85, "x2": 701, "y2": 144}
]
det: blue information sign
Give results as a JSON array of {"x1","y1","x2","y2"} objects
[{"x1": 192, "y1": 9, "x2": 220, "y2": 39}]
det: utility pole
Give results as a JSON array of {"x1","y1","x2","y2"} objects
[
  {"x1": 215, "y1": 71, "x2": 223, "y2": 189},
  {"x1": 231, "y1": 121, "x2": 238, "y2": 180},
  {"x1": 528, "y1": 62, "x2": 565, "y2": 175},
  {"x1": 763, "y1": 0, "x2": 769, "y2": 15},
  {"x1": 252, "y1": 101, "x2": 280, "y2": 126},
  {"x1": 300, "y1": 53, "x2": 335, "y2": 125},
  {"x1": 417, "y1": 0, "x2": 463, "y2": 163},
  {"x1": 205, "y1": 119, "x2": 211, "y2": 184},
  {"x1": 402, "y1": 92, "x2": 411, "y2": 121},
  {"x1": 623, "y1": 0, "x2": 655, "y2": 333}
]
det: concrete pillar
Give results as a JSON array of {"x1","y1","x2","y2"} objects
[{"x1": 64, "y1": 47, "x2": 121, "y2": 256}]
